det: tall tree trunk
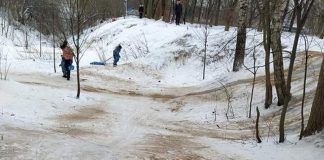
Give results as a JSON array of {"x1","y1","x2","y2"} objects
[
  {"x1": 152, "y1": 0, "x2": 160, "y2": 18},
  {"x1": 206, "y1": 0, "x2": 214, "y2": 26},
  {"x1": 161, "y1": 0, "x2": 166, "y2": 19},
  {"x1": 144, "y1": 0, "x2": 149, "y2": 16},
  {"x1": 279, "y1": 0, "x2": 314, "y2": 143},
  {"x1": 289, "y1": 8, "x2": 296, "y2": 32},
  {"x1": 214, "y1": 0, "x2": 221, "y2": 26},
  {"x1": 248, "y1": 0, "x2": 256, "y2": 27},
  {"x1": 191, "y1": 0, "x2": 197, "y2": 23},
  {"x1": 233, "y1": 0, "x2": 248, "y2": 71},
  {"x1": 149, "y1": 0, "x2": 155, "y2": 18},
  {"x1": 270, "y1": 0, "x2": 287, "y2": 107},
  {"x1": 183, "y1": 0, "x2": 190, "y2": 24},
  {"x1": 197, "y1": 0, "x2": 204, "y2": 24},
  {"x1": 256, "y1": 0, "x2": 263, "y2": 32},
  {"x1": 282, "y1": 0, "x2": 289, "y2": 22},
  {"x1": 300, "y1": 44, "x2": 309, "y2": 140},
  {"x1": 52, "y1": 0, "x2": 56, "y2": 73},
  {"x1": 259, "y1": 0, "x2": 273, "y2": 109},
  {"x1": 225, "y1": 0, "x2": 238, "y2": 31},
  {"x1": 303, "y1": 55, "x2": 324, "y2": 136},
  {"x1": 318, "y1": 12, "x2": 324, "y2": 39},
  {"x1": 39, "y1": 24, "x2": 42, "y2": 57}
]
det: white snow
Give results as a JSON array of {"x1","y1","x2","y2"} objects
[{"x1": 0, "y1": 16, "x2": 324, "y2": 159}]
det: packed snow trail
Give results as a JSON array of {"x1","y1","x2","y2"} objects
[
  {"x1": 1, "y1": 71, "x2": 240, "y2": 159},
  {"x1": 1, "y1": 51, "x2": 323, "y2": 159}
]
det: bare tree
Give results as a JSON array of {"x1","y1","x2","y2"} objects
[
  {"x1": 279, "y1": 0, "x2": 314, "y2": 143},
  {"x1": 243, "y1": 44, "x2": 260, "y2": 118},
  {"x1": 63, "y1": 0, "x2": 95, "y2": 98},
  {"x1": 256, "y1": 0, "x2": 273, "y2": 109},
  {"x1": 299, "y1": 34, "x2": 311, "y2": 140},
  {"x1": 232, "y1": 0, "x2": 248, "y2": 71},
  {"x1": 219, "y1": 81, "x2": 235, "y2": 120},
  {"x1": 270, "y1": 0, "x2": 288, "y2": 107},
  {"x1": 194, "y1": 24, "x2": 210, "y2": 80},
  {"x1": 52, "y1": 0, "x2": 56, "y2": 73}
]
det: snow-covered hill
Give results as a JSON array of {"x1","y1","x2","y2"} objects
[
  {"x1": 1, "y1": 16, "x2": 324, "y2": 159},
  {"x1": 79, "y1": 17, "x2": 324, "y2": 87}
]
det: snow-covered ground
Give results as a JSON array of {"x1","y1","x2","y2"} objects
[{"x1": 0, "y1": 17, "x2": 324, "y2": 159}]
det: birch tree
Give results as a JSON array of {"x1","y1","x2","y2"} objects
[
  {"x1": 270, "y1": 0, "x2": 287, "y2": 106},
  {"x1": 232, "y1": 0, "x2": 248, "y2": 71}
]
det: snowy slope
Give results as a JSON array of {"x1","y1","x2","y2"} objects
[
  {"x1": 0, "y1": 16, "x2": 324, "y2": 160},
  {"x1": 74, "y1": 17, "x2": 324, "y2": 89}
]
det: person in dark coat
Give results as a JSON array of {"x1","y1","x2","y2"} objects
[
  {"x1": 113, "y1": 44, "x2": 122, "y2": 67},
  {"x1": 59, "y1": 55, "x2": 67, "y2": 77},
  {"x1": 175, "y1": 0, "x2": 182, "y2": 25},
  {"x1": 139, "y1": 4, "x2": 144, "y2": 19}
]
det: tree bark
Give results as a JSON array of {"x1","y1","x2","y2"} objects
[
  {"x1": 279, "y1": 0, "x2": 314, "y2": 143},
  {"x1": 152, "y1": 0, "x2": 160, "y2": 19},
  {"x1": 303, "y1": 55, "x2": 324, "y2": 136},
  {"x1": 233, "y1": 0, "x2": 248, "y2": 72},
  {"x1": 270, "y1": 0, "x2": 287, "y2": 106},
  {"x1": 197, "y1": 0, "x2": 204, "y2": 24},
  {"x1": 319, "y1": 12, "x2": 324, "y2": 39},
  {"x1": 52, "y1": 0, "x2": 56, "y2": 73},
  {"x1": 214, "y1": 0, "x2": 221, "y2": 26},
  {"x1": 190, "y1": 0, "x2": 197, "y2": 24},
  {"x1": 248, "y1": 0, "x2": 256, "y2": 27},
  {"x1": 225, "y1": 0, "x2": 238, "y2": 31},
  {"x1": 256, "y1": 107, "x2": 262, "y2": 143},
  {"x1": 258, "y1": 0, "x2": 273, "y2": 109},
  {"x1": 289, "y1": 8, "x2": 296, "y2": 32},
  {"x1": 275, "y1": 0, "x2": 290, "y2": 142},
  {"x1": 255, "y1": 0, "x2": 263, "y2": 32},
  {"x1": 300, "y1": 45, "x2": 309, "y2": 140},
  {"x1": 144, "y1": 0, "x2": 149, "y2": 16},
  {"x1": 183, "y1": 0, "x2": 190, "y2": 24},
  {"x1": 161, "y1": 0, "x2": 167, "y2": 19}
]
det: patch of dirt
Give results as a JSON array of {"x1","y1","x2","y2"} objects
[
  {"x1": 169, "y1": 101, "x2": 186, "y2": 112},
  {"x1": 82, "y1": 85, "x2": 111, "y2": 93},
  {"x1": 133, "y1": 134, "x2": 207, "y2": 160},
  {"x1": 58, "y1": 107, "x2": 106, "y2": 122},
  {"x1": 50, "y1": 105, "x2": 111, "y2": 137},
  {"x1": 52, "y1": 126, "x2": 97, "y2": 136}
]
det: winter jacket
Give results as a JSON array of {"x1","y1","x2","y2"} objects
[
  {"x1": 63, "y1": 46, "x2": 74, "y2": 60},
  {"x1": 113, "y1": 46, "x2": 121, "y2": 58},
  {"x1": 139, "y1": 6, "x2": 144, "y2": 13},
  {"x1": 175, "y1": 4, "x2": 182, "y2": 15}
]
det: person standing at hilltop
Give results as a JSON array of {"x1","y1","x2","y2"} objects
[
  {"x1": 139, "y1": 4, "x2": 144, "y2": 19},
  {"x1": 175, "y1": 0, "x2": 183, "y2": 25}
]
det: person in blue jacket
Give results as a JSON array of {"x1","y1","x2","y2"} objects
[{"x1": 113, "y1": 44, "x2": 122, "y2": 67}]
